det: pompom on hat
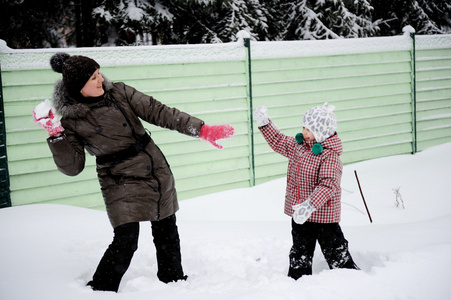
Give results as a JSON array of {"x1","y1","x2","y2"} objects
[
  {"x1": 50, "y1": 52, "x2": 100, "y2": 97},
  {"x1": 302, "y1": 102, "x2": 337, "y2": 143}
]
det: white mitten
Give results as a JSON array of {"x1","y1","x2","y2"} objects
[
  {"x1": 254, "y1": 106, "x2": 269, "y2": 127},
  {"x1": 292, "y1": 200, "x2": 316, "y2": 224},
  {"x1": 32, "y1": 99, "x2": 64, "y2": 137}
]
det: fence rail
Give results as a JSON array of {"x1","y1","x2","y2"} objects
[{"x1": 1, "y1": 32, "x2": 450, "y2": 209}]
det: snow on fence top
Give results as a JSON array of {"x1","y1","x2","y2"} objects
[
  {"x1": 251, "y1": 34, "x2": 412, "y2": 60},
  {"x1": 2, "y1": 30, "x2": 449, "y2": 71},
  {"x1": 0, "y1": 39, "x2": 246, "y2": 71},
  {"x1": 416, "y1": 34, "x2": 451, "y2": 50}
]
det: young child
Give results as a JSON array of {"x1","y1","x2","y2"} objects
[{"x1": 254, "y1": 103, "x2": 359, "y2": 279}]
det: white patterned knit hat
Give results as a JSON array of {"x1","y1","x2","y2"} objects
[{"x1": 302, "y1": 102, "x2": 337, "y2": 143}]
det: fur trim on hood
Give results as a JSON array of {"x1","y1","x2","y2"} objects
[{"x1": 53, "y1": 76, "x2": 113, "y2": 119}]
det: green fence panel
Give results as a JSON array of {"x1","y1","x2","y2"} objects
[
  {"x1": 1, "y1": 33, "x2": 450, "y2": 210},
  {"x1": 0, "y1": 43, "x2": 252, "y2": 209},
  {"x1": 415, "y1": 35, "x2": 451, "y2": 151},
  {"x1": 250, "y1": 34, "x2": 417, "y2": 185}
]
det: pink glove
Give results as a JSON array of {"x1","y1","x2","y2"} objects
[
  {"x1": 199, "y1": 124, "x2": 234, "y2": 149},
  {"x1": 32, "y1": 99, "x2": 64, "y2": 137}
]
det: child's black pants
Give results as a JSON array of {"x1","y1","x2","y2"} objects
[{"x1": 288, "y1": 220, "x2": 358, "y2": 280}]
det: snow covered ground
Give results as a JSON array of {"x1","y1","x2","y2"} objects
[{"x1": 1, "y1": 142, "x2": 450, "y2": 300}]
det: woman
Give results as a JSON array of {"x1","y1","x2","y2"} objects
[{"x1": 33, "y1": 52, "x2": 234, "y2": 292}]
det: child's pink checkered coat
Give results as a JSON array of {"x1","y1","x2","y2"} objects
[{"x1": 260, "y1": 121, "x2": 343, "y2": 223}]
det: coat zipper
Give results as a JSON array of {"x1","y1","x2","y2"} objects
[
  {"x1": 144, "y1": 149, "x2": 162, "y2": 221},
  {"x1": 296, "y1": 148, "x2": 333, "y2": 208},
  {"x1": 109, "y1": 94, "x2": 163, "y2": 221},
  {"x1": 295, "y1": 152, "x2": 307, "y2": 203}
]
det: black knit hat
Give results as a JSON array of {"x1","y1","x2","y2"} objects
[{"x1": 50, "y1": 52, "x2": 100, "y2": 97}]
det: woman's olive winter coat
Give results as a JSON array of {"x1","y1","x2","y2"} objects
[{"x1": 48, "y1": 78, "x2": 204, "y2": 228}]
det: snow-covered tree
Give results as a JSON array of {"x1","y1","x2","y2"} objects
[
  {"x1": 318, "y1": 0, "x2": 379, "y2": 38},
  {"x1": 168, "y1": 0, "x2": 271, "y2": 44},
  {"x1": 1, "y1": 0, "x2": 450, "y2": 48},
  {"x1": 372, "y1": 0, "x2": 451, "y2": 36},
  {"x1": 0, "y1": 0, "x2": 78, "y2": 48},
  {"x1": 92, "y1": 0, "x2": 173, "y2": 46},
  {"x1": 215, "y1": 0, "x2": 271, "y2": 42},
  {"x1": 424, "y1": 0, "x2": 451, "y2": 32},
  {"x1": 411, "y1": 0, "x2": 450, "y2": 34},
  {"x1": 166, "y1": 0, "x2": 222, "y2": 44},
  {"x1": 282, "y1": 0, "x2": 339, "y2": 40},
  {"x1": 281, "y1": 0, "x2": 378, "y2": 40}
]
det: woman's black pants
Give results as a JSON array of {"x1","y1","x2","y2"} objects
[
  {"x1": 288, "y1": 220, "x2": 359, "y2": 280},
  {"x1": 87, "y1": 214, "x2": 185, "y2": 292}
]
